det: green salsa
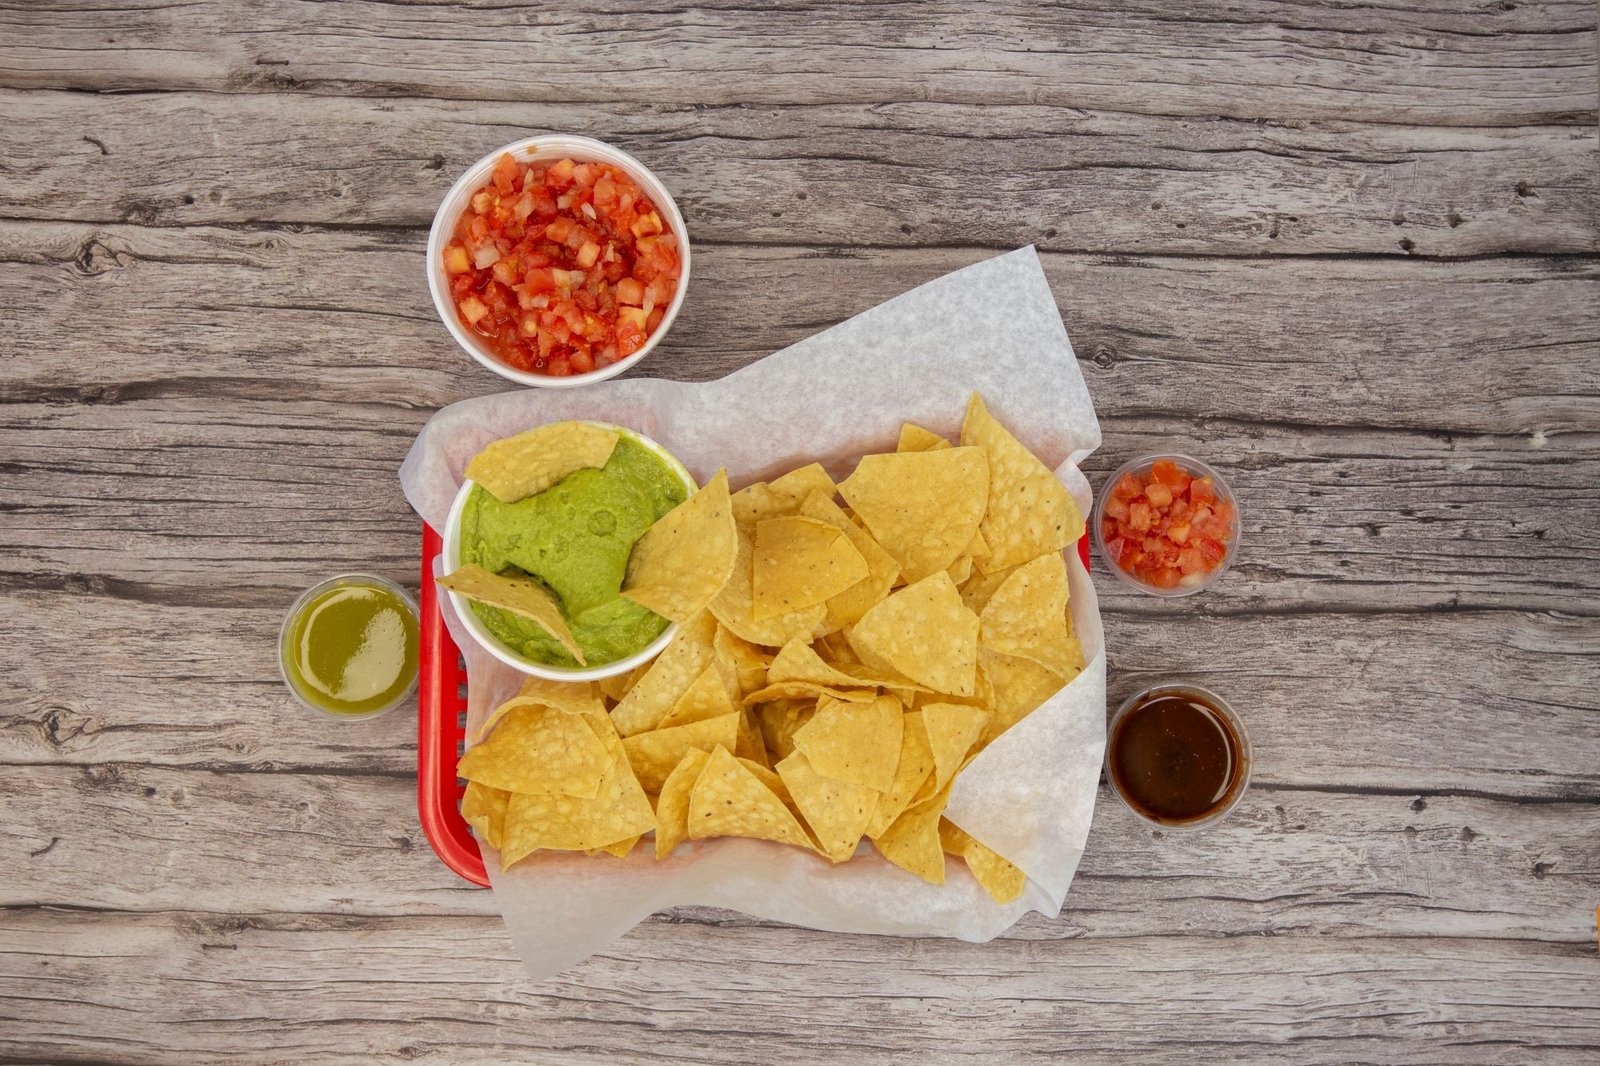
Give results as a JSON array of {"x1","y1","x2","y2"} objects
[
  {"x1": 459, "y1": 435, "x2": 687, "y2": 667},
  {"x1": 282, "y1": 580, "x2": 419, "y2": 716}
]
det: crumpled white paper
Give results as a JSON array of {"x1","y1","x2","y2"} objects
[{"x1": 399, "y1": 247, "x2": 1105, "y2": 977}]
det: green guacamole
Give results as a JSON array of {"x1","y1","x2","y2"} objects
[{"x1": 459, "y1": 435, "x2": 687, "y2": 668}]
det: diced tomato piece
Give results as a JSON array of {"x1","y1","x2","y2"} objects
[
  {"x1": 575, "y1": 240, "x2": 601, "y2": 269},
  {"x1": 544, "y1": 158, "x2": 575, "y2": 187},
  {"x1": 1177, "y1": 547, "x2": 1206, "y2": 575},
  {"x1": 569, "y1": 347, "x2": 596, "y2": 374},
  {"x1": 1167, "y1": 521, "x2": 1191, "y2": 545},
  {"x1": 1104, "y1": 536, "x2": 1126, "y2": 564},
  {"x1": 1103, "y1": 494, "x2": 1129, "y2": 521},
  {"x1": 615, "y1": 277, "x2": 645, "y2": 306},
  {"x1": 1127, "y1": 501, "x2": 1152, "y2": 532},
  {"x1": 443, "y1": 244, "x2": 471, "y2": 275},
  {"x1": 1111, "y1": 473, "x2": 1144, "y2": 502},
  {"x1": 1201, "y1": 514, "x2": 1233, "y2": 541},
  {"x1": 1150, "y1": 567, "x2": 1182, "y2": 590},
  {"x1": 1196, "y1": 536, "x2": 1226, "y2": 564},
  {"x1": 1144, "y1": 482, "x2": 1174, "y2": 508},
  {"x1": 459, "y1": 295, "x2": 488, "y2": 325},
  {"x1": 1189, "y1": 477, "x2": 1217, "y2": 505}
]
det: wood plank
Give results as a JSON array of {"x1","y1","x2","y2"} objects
[
  {"x1": 5, "y1": 761, "x2": 1597, "y2": 942},
  {"x1": 0, "y1": 909, "x2": 1595, "y2": 1064},
  {"x1": 1, "y1": 1, "x2": 1595, "y2": 126},
  {"x1": 1, "y1": 90, "x2": 1595, "y2": 256}
]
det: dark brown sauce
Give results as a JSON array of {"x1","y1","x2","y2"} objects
[{"x1": 1109, "y1": 690, "x2": 1244, "y2": 824}]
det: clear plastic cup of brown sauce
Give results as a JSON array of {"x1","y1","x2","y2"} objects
[{"x1": 1105, "y1": 683, "x2": 1251, "y2": 829}]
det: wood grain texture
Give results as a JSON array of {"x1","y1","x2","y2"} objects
[{"x1": 1, "y1": 0, "x2": 1598, "y2": 1062}]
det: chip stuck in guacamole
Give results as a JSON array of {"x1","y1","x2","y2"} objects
[{"x1": 455, "y1": 432, "x2": 689, "y2": 668}]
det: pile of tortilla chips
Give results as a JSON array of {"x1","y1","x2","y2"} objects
[{"x1": 457, "y1": 394, "x2": 1088, "y2": 904}]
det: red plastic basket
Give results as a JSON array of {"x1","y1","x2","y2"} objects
[{"x1": 415, "y1": 523, "x2": 1090, "y2": 887}]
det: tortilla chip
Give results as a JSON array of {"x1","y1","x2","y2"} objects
[
  {"x1": 753, "y1": 515, "x2": 869, "y2": 621},
  {"x1": 946, "y1": 554, "x2": 973, "y2": 585},
  {"x1": 941, "y1": 820, "x2": 1027, "y2": 904},
  {"x1": 457, "y1": 702, "x2": 611, "y2": 798},
  {"x1": 798, "y1": 490, "x2": 902, "y2": 629},
  {"x1": 793, "y1": 694, "x2": 903, "y2": 792},
  {"x1": 460, "y1": 781, "x2": 509, "y2": 851},
  {"x1": 959, "y1": 393, "x2": 1083, "y2": 570},
  {"x1": 609, "y1": 611, "x2": 717, "y2": 736},
  {"x1": 621, "y1": 710, "x2": 739, "y2": 792},
  {"x1": 735, "y1": 707, "x2": 770, "y2": 766},
  {"x1": 465, "y1": 421, "x2": 618, "y2": 504},
  {"x1": 755, "y1": 699, "x2": 814, "y2": 762},
  {"x1": 438, "y1": 564, "x2": 586, "y2": 665},
  {"x1": 598, "y1": 660, "x2": 651, "y2": 703},
  {"x1": 709, "y1": 524, "x2": 829, "y2": 648},
  {"x1": 776, "y1": 751, "x2": 877, "y2": 862},
  {"x1": 959, "y1": 564, "x2": 1017, "y2": 615},
  {"x1": 687, "y1": 745, "x2": 813, "y2": 848},
  {"x1": 838, "y1": 448, "x2": 989, "y2": 583},
  {"x1": 979, "y1": 648, "x2": 1067, "y2": 745},
  {"x1": 864, "y1": 710, "x2": 935, "y2": 838},
  {"x1": 731, "y1": 463, "x2": 837, "y2": 529},
  {"x1": 499, "y1": 742, "x2": 656, "y2": 864},
  {"x1": 847, "y1": 571, "x2": 979, "y2": 697},
  {"x1": 653, "y1": 746, "x2": 711, "y2": 859},
  {"x1": 766, "y1": 637, "x2": 928, "y2": 693},
  {"x1": 587, "y1": 834, "x2": 641, "y2": 858},
  {"x1": 621, "y1": 470, "x2": 737, "y2": 625},
  {"x1": 656, "y1": 663, "x2": 738, "y2": 730},
  {"x1": 470, "y1": 678, "x2": 604, "y2": 743},
  {"x1": 713, "y1": 624, "x2": 771, "y2": 698},
  {"x1": 871, "y1": 782, "x2": 950, "y2": 885},
  {"x1": 978, "y1": 552, "x2": 1079, "y2": 677},
  {"x1": 741, "y1": 680, "x2": 878, "y2": 705},
  {"x1": 921, "y1": 702, "x2": 990, "y2": 791},
  {"x1": 897, "y1": 423, "x2": 952, "y2": 452}
]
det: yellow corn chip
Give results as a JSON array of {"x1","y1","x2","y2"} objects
[
  {"x1": 946, "y1": 554, "x2": 973, "y2": 585},
  {"x1": 848, "y1": 571, "x2": 979, "y2": 697},
  {"x1": 688, "y1": 745, "x2": 813, "y2": 848},
  {"x1": 921, "y1": 702, "x2": 990, "y2": 791},
  {"x1": 940, "y1": 820, "x2": 1027, "y2": 904},
  {"x1": 753, "y1": 515, "x2": 869, "y2": 621},
  {"x1": 609, "y1": 611, "x2": 717, "y2": 736},
  {"x1": 871, "y1": 782, "x2": 950, "y2": 885},
  {"x1": 438, "y1": 564, "x2": 586, "y2": 664},
  {"x1": 980, "y1": 648, "x2": 1067, "y2": 745},
  {"x1": 959, "y1": 564, "x2": 1018, "y2": 615},
  {"x1": 465, "y1": 421, "x2": 618, "y2": 504},
  {"x1": 960, "y1": 393, "x2": 1083, "y2": 570},
  {"x1": 656, "y1": 663, "x2": 738, "y2": 730},
  {"x1": 460, "y1": 781, "x2": 509, "y2": 851},
  {"x1": 598, "y1": 660, "x2": 650, "y2": 703},
  {"x1": 776, "y1": 751, "x2": 877, "y2": 863},
  {"x1": 865, "y1": 710, "x2": 935, "y2": 838},
  {"x1": 621, "y1": 710, "x2": 739, "y2": 792},
  {"x1": 979, "y1": 552, "x2": 1079, "y2": 677},
  {"x1": 713, "y1": 624, "x2": 771, "y2": 698},
  {"x1": 731, "y1": 463, "x2": 837, "y2": 529},
  {"x1": 793, "y1": 694, "x2": 903, "y2": 792},
  {"x1": 587, "y1": 834, "x2": 641, "y2": 858},
  {"x1": 735, "y1": 708, "x2": 769, "y2": 766},
  {"x1": 897, "y1": 423, "x2": 952, "y2": 452},
  {"x1": 709, "y1": 524, "x2": 829, "y2": 648},
  {"x1": 471, "y1": 679, "x2": 604, "y2": 743},
  {"x1": 766, "y1": 637, "x2": 928, "y2": 693},
  {"x1": 755, "y1": 699, "x2": 814, "y2": 762},
  {"x1": 815, "y1": 629, "x2": 859, "y2": 666},
  {"x1": 838, "y1": 448, "x2": 989, "y2": 583},
  {"x1": 653, "y1": 747, "x2": 711, "y2": 859},
  {"x1": 798, "y1": 490, "x2": 901, "y2": 629},
  {"x1": 621, "y1": 470, "x2": 737, "y2": 625},
  {"x1": 458, "y1": 702, "x2": 610, "y2": 797},
  {"x1": 499, "y1": 742, "x2": 656, "y2": 864},
  {"x1": 741, "y1": 680, "x2": 878, "y2": 705},
  {"x1": 966, "y1": 526, "x2": 991, "y2": 569}
]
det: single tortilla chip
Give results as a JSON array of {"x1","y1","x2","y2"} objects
[
  {"x1": 438, "y1": 564, "x2": 585, "y2": 665},
  {"x1": 897, "y1": 422, "x2": 952, "y2": 452},
  {"x1": 921, "y1": 702, "x2": 990, "y2": 792},
  {"x1": 752, "y1": 515, "x2": 869, "y2": 621},
  {"x1": 865, "y1": 710, "x2": 935, "y2": 838},
  {"x1": 979, "y1": 552, "x2": 1079, "y2": 677},
  {"x1": 741, "y1": 680, "x2": 878, "y2": 705},
  {"x1": 959, "y1": 564, "x2": 1017, "y2": 615},
  {"x1": 499, "y1": 742, "x2": 656, "y2": 864},
  {"x1": 621, "y1": 470, "x2": 737, "y2": 625},
  {"x1": 460, "y1": 781, "x2": 510, "y2": 851},
  {"x1": 709, "y1": 524, "x2": 828, "y2": 648},
  {"x1": 766, "y1": 637, "x2": 928, "y2": 692},
  {"x1": 656, "y1": 662, "x2": 738, "y2": 731},
  {"x1": 653, "y1": 746, "x2": 711, "y2": 859},
  {"x1": 838, "y1": 448, "x2": 989, "y2": 583},
  {"x1": 960, "y1": 393, "x2": 1083, "y2": 570},
  {"x1": 946, "y1": 553, "x2": 973, "y2": 585},
  {"x1": 979, "y1": 648, "x2": 1067, "y2": 745},
  {"x1": 735, "y1": 707, "x2": 770, "y2": 766},
  {"x1": 621, "y1": 710, "x2": 739, "y2": 793},
  {"x1": 798, "y1": 490, "x2": 901, "y2": 629},
  {"x1": 755, "y1": 699, "x2": 814, "y2": 762},
  {"x1": 793, "y1": 694, "x2": 903, "y2": 792},
  {"x1": 713, "y1": 624, "x2": 772, "y2": 698},
  {"x1": 587, "y1": 834, "x2": 641, "y2": 858},
  {"x1": 871, "y1": 781, "x2": 950, "y2": 885},
  {"x1": 731, "y1": 463, "x2": 837, "y2": 529},
  {"x1": 471, "y1": 678, "x2": 604, "y2": 743},
  {"x1": 457, "y1": 702, "x2": 610, "y2": 797},
  {"x1": 848, "y1": 571, "x2": 979, "y2": 697},
  {"x1": 599, "y1": 660, "x2": 651, "y2": 703},
  {"x1": 465, "y1": 420, "x2": 619, "y2": 504},
  {"x1": 940, "y1": 820, "x2": 1027, "y2": 904},
  {"x1": 777, "y1": 751, "x2": 877, "y2": 863},
  {"x1": 609, "y1": 611, "x2": 717, "y2": 737},
  {"x1": 688, "y1": 745, "x2": 813, "y2": 848}
]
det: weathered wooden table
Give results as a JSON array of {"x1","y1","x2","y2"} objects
[{"x1": 4, "y1": 2, "x2": 1598, "y2": 1062}]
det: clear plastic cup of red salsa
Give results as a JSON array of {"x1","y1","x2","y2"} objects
[{"x1": 1092, "y1": 453, "x2": 1240, "y2": 597}]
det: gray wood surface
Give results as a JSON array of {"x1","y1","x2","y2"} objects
[{"x1": 3, "y1": 1, "x2": 1598, "y2": 1062}]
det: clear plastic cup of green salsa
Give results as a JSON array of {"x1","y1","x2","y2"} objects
[{"x1": 279, "y1": 574, "x2": 420, "y2": 720}]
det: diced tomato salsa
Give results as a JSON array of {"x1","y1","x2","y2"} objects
[
  {"x1": 443, "y1": 154, "x2": 682, "y2": 377},
  {"x1": 1101, "y1": 458, "x2": 1236, "y2": 590}
]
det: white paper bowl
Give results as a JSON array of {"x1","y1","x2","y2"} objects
[
  {"x1": 426, "y1": 135, "x2": 692, "y2": 389},
  {"x1": 440, "y1": 424, "x2": 696, "y2": 681}
]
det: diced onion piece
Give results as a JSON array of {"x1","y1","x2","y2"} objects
[{"x1": 473, "y1": 245, "x2": 500, "y2": 269}]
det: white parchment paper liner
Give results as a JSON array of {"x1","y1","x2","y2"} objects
[{"x1": 400, "y1": 247, "x2": 1105, "y2": 977}]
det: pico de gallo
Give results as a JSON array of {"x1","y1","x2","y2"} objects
[
  {"x1": 1101, "y1": 457, "x2": 1236, "y2": 591},
  {"x1": 442, "y1": 154, "x2": 683, "y2": 377}
]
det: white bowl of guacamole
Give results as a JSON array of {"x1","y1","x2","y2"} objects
[{"x1": 441, "y1": 424, "x2": 695, "y2": 681}]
